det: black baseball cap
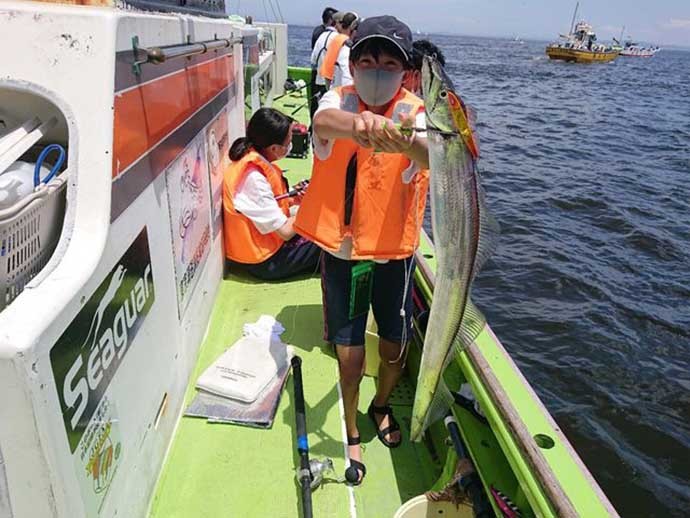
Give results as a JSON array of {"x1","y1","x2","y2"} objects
[{"x1": 351, "y1": 15, "x2": 413, "y2": 61}]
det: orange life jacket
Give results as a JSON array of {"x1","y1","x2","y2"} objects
[
  {"x1": 223, "y1": 150, "x2": 291, "y2": 264},
  {"x1": 294, "y1": 86, "x2": 429, "y2": 260},
  {"x1": 320, "y1": 33, "x2": 349, "y2": 82}
]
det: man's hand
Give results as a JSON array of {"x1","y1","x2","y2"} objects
[{"x1": 352, "y1": 111, "x2": 415, "y2": 153}]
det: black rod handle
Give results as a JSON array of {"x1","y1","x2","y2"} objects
[
  {"x1": 292, "y1": 356, "x2": 313, "y2": 518},
  {"x1": 444, "y1": 415, "x2": 493, "y2": 518}
]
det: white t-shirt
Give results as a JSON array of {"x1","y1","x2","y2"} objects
[
  {"x1": 331, "y1": 45, "x2": 352, "y2": 88},
  {"x1": 310, "y1": 28, "x2": 336, "y2": 86},
  {"x1": 313, "y1": 89, "x2": 427, "y2": 261},
  {"x1": 233, "y1": 167, "x2": 287, "y2": 235}
]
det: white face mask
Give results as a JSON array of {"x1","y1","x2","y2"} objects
[
  {"x1": 353, "y1": 67, "x2": 404, "y2": 106},
  {"x1": 273, "y1": 141, "x2": 292, "y2": 160}
]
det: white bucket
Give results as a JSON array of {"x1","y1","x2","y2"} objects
[{"x1": 394, "y1": 495, "x2": 474, "y2": 518}]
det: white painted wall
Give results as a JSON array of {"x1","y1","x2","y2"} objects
[{"x1": 0, "y1": 3, "x2": 258, "y2": 517}]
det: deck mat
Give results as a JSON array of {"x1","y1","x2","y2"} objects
[{"x1": 387, "y1": 376, "x2": 416, "y2": 407}]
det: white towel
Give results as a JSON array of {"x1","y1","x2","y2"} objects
[{"x1": 243, "y1": 314, "x2": 286, "y2": 340}]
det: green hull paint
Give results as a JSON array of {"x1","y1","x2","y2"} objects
[{"x1": 415, "y1": 232, "x2": 615, "y2": 517}]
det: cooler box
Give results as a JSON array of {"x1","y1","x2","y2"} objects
[{"x1": 288, "y1": 123, "x2": 310, "y2": 159}]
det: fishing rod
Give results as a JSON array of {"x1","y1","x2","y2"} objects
[
  {"x1": 292, "y1": 356, "x2": 313, "y2": 518},
  {"x1": 444, "y1": 415, "x2": 493, "y2": 518},
  {"x1": 275, "y1": 180, "x2": 309, "y2": 201},
  {"x1": 403, "y1": 126, "x2": 460, "y2": 137}
]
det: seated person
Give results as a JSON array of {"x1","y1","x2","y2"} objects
[{"x1": 223, "y1": 108, "x2": 320, "y2": 280}]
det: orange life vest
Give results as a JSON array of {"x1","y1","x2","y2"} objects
[
  {"x1": 294, "y1": 86, "x2": 429, "y2": 260},
  {"x1": 320, "y1": 33, "x2": 349, "y2": 82},
  {"x1": 223, "y1": 150, "x2": 291, "y2": 264}
]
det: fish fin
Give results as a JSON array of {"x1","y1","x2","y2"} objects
[
  {"x1": 413, "y1": 303, "x2": 487, "y2": 439},
  {"x1": 457, "y1": 299, "x2": 487, "y2": 350},
  {"x1": 472, "y1": 177, "x2": 500, "y2": 274},
  {"x1": 420, "y1": 376, "x2": 455, "y2": 432}
]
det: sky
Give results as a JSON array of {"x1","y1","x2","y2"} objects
[{"x1": 229, "y1": 0, "x2": 690, "y2": 47}]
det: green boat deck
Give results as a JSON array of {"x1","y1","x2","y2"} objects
[
  {"x1": 149, "y1": 88, "x2": 440, "y2": 517},
  {"x1": 149, "y1": 274, "x2": 438, "y2": 518}
]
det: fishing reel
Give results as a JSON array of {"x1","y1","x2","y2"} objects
[{"x1": 295, "y1": 457, "x2": 345, "y2": 490}]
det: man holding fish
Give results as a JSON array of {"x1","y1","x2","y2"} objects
[
  {"x1": 295, "y1": 15, "x2": 429, "y2": 485},
  {"x1": 295, "y1": 14, "x2": 493, "y2": 485}
]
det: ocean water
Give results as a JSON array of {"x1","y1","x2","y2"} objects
[{"x1": 287, "y1": 26, "x2": 690, "y2": 517}]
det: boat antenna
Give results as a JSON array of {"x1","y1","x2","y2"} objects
[
  {"x1": 619, "y1": 25, "x2": 625, "y2": 43},
  {"x1": 569, "y1": 1, "x2": 579, "y2": 35}
]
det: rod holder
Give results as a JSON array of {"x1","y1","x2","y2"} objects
[{"x1": 131, "y1": 35, "x2": 242, "y2": 75}]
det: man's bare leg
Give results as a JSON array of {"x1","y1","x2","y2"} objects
[
  {"x1": 336, "y1": 344, "x2": 366, "y2": 481},
  {"x1": 372, "y1": 337, "x2": 404, "y2": 444}
]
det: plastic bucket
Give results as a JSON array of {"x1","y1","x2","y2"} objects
[{"x1": 394, "y1": 495, "x2": 474, "y2": 518}]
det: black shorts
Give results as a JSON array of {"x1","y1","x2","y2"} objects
[{"x1": 320, "y1": 253, "x2": 415, "y2": 346}]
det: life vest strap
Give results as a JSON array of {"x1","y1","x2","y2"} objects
[{"x1": 344, "y1": 154, "x2": 357, "y2": 226}]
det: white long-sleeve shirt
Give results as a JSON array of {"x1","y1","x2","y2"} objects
[
  {"x1": 331, "y1": 44, "x2": 352, "y2": 88},
  {"x1": 310, "y1": 27, "x2": 337, "y2": 86},
  {"x1": 232, "y1": 167, "x2": 287, "y2": 234}
]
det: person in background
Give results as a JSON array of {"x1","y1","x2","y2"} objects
[
  {"x1": 310, "y1": 9, "x2": 342, "y2": 120},
  {"x1": 311, "y1": 6, "x2": 338, "y2": 49},
  {"x1": 295, "y1": 16, "x2": 429, "y2": 485},
  {"x1": 322, "y1": 12, "x2": 359, "y2": 89},
  {"x1": 223, "y1": 108, "x2": 320, "y2": 281},
  {"x1": 403, "y1": 39, "x2": 446, "y2": 96}
]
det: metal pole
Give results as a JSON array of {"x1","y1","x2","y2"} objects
[
  {"x1": 569, "y1": 1, "x2": 579, "y2": 35},
  {"x1": 292, "y1": 356, "x2": 313, "y2": 518}
]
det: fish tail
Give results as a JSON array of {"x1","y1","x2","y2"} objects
[
  {"x1": 411, "y1": 377, "x2": 454, "y2": 441},
  {"x1": 410, "y1": 387, "x2": 435, "y2": 441},
  {"x1": 411, "y1": 301, "x2": 487, "y2": 441}
]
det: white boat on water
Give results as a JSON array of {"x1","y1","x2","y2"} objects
[{"x1": 619, "y1": 40, "x2": 660, "y2": 57}]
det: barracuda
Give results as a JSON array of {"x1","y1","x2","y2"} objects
[{"x1": 410, "y1": 56, "x2": 498, "y2": 441}]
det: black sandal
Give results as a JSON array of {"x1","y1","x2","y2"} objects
[
  {"x1": 368, "y1": 401, "x2": 402, "y2": 449},
  {"x1": 344, "y1": 435, "x2": 366, "y2": 486}
]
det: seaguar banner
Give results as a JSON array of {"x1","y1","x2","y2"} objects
[{"x1": 50, "y1": 227, "x2": 155, "y2": 453}]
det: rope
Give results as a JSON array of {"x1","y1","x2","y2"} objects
[
  {"x1": 389, "y1": 161, "x2": 421, "y2": 366},
  {"x1": 284, "y1": 248, "x2": 324, "y2": 346},
  {"x1": 274, "y1": 0, "x2": 285, "y2": 23},
  {"x1": 261, "y1": 0, "x2": 270, "y2": 25},
  {"x1": 267, "y1": 0, "x2": 279, "y2": 23}
]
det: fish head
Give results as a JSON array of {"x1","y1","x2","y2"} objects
[
  {"x1": 421, "y1": 55, "x2": 456, "y2": 135},
  {"x1": 422, "y1": 56, "x2": 480, "y2": 159}
]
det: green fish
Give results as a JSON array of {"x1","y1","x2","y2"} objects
[{"x1": 410, "y1": 56, "x2": 499, "y2": 441}]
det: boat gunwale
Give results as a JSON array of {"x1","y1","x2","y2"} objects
[{"x1": 414, "y1": 229, "x2": 619, "y2": 517}]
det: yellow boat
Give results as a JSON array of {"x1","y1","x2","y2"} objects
[
  {"x1": 546, "y1": 45, "x2": 619, "y2": 63},
  {"x1": 546, "y1": 5, "x2": 619, "y2": 64}
]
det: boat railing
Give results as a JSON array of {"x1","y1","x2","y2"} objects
[{"x1": 132, "y1": 36, "x2": 243, "y2": 75}]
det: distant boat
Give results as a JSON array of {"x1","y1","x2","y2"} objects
[
  {"x1": 513, "y1": 35, "x2": 525, "y2": 44},
  {"x1": 546, "y1": 2, "x2": 619, "y2": 63},
  {"x1": 619, "y1": 40, "x2": 660, "y2": 57}
]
